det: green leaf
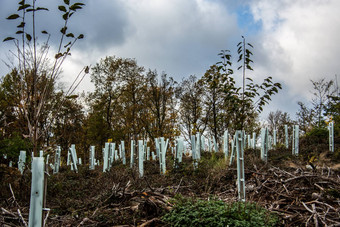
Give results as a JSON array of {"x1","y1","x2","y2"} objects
[
  {"x1": 58, "y1": 5, "x2": 67, "y2": 12},
  {"x1": 237, "y1": 54, "x2": 242, "y2": 62},
  {"x1": 74, "y1": 3, "x2": 85, "y2": 6},
  {"x1": 55, "y1": 53, "x2": 63, "y2": 59},
  {"x1": 77, "y1": 34, "x2": 84, "y2": 39},
  {"x1": 62, "y1": 12, "x2": 69, "y2": 20},
  {"x1": 70, "y1": 4, "x2": 82, "y2": 11},
  {"x1": 26, "y1": 8, "x2": 35, "y2": 12},
  {"x1": 7, "y1": 14, "x2": 20, "y2": 20},
  {"x1": 64, "y1": 0, "x2": 70, "y2": 5},
  {"x1": 26, "y1": 33, "x2": 32, "y2": 41},
  {"x1": 66, "y1": 33, "x2": 74, "y2": 38},
  {"x1": 17, "y1": 22, "x2": 25, "y2": 28},
  {"x1": 64, "y1": 41, "x2": 71, "y2": 48},
  {"x1": 3, "y1": 37, "x2": 15, "y2": 42},
  {"x1": 37, "y1": 7, "x2": 49, "y2": 11},
  {"x1": 18, "y1": 4, "x2": 31, "y2": 11},
  {"x1": 41, "y1": 30, "x2": 48, "y2": 34},
  {"x1": 16, "y1": 31, "x2": 24, "y2": 34},
  {"x1": 18, "y1": 0, "x2": 25, "y2": 5},
  {"x1": 60, "y1": 26, "x2": 67, "y2": 34}
]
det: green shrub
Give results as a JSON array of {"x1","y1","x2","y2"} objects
[
  {"x1": 162, "y1": 197, "x2": 279, "y2": 227},
  {"x1": 0, "y1": 132, "x2": 32, "y2": 163}
]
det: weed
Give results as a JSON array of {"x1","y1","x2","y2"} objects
[{"x1": 162, "y1": 197, "x2": 280, "y2": 227}]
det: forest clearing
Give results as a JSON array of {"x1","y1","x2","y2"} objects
[{"x1": 1, "y1": 0, "x2": 340, "y2": 226}]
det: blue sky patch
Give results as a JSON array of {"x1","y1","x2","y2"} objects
[{"x1": 236, "y1": 5, "x2": 262, "y2": 35}]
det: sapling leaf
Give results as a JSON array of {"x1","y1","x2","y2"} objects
[
  {"x1": 238, "y1": 54, "x2": 242, "y2": 62},
  {"x1": 55, "y1": 53, "x2": 63, "y2": 59},
  {"x1": 7, "y1": 14, "x2": 20, "y2": 20},
  {"x1": 58, "y1": 5, "x2": 67, "y2": 12},
  {"x1": 41, "y1": 30, "x2": 48, "y2": 34},
  {"x1": 66, "y1": 33, "x2": 74, "y2": 38},
  {"x1": 70, "y1": 5, "x2": 82, "y2": 11},
  {"x1": 60, "y1": 26, "x2": 67, "y2": 34},
  {"x1": 16, "y1": 31, "x2": 24, "y2": 34},
  {"x1": 77, "y1": 34, "x2": 84, "y2": 39},
  {"x1": 62, "y1": 13, "x2": 69, "y2": 20},
  {"x1": 26, "y1": 33, "x2": 32, "y2": 41},
  {"x1": 26, "y1": 9, "x2": 35, "y2": 12},
  {"x1": 18, "y1": 0, "x2": 25, "y2": 5},
  {"x1": 3, "y1": 37, "x2": 15, "y2": 42},
  {"x1": 37, "y1": 7, "x2": 49, "y2": 11},
  {"x1": 64, "y1": 41, "x2": 72, "y2": 48},
  {"x1": 64, "y1": 0, "x2": 70, "y2": 5},
  {"x1": 18, "y1": 4, "x2": 31, "y2": 11},
  {"x1": 17, "y1": 22, "x2": 25, "y2": 28}
]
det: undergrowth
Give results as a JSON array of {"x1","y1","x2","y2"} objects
[{"x1": 162, "y1": 196, "x2": 280, "y2": 227}]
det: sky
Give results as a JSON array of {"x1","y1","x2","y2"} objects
[{"x1": 0, "y1": 0, "x2": 339, "y2": 120}]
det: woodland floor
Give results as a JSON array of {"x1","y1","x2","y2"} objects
[{"x1": 1, "y1": 141, "x2": 340, "y2": 226}]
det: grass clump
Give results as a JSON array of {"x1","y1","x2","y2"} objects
[{"x1": 162, "y1": 197, "x2": 279, "y2": 227}]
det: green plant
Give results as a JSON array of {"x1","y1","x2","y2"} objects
[
  {"x1": 3, "y1": 0, "x2": 86, "y2": 155},
  {"x1": 0, "y1": 132, "x2": 32, "y2": 162},
  {"x1": 162, "y1": 197, "x2": 279, "y2": 227}
]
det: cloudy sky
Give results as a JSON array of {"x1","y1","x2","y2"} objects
[{"x1": 0, "y1": 0, "x2": 339, "y2": 120}]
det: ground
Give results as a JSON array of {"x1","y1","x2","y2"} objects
[{"x1": 1, "y1": 140, "x2": 339, "y2": 226}]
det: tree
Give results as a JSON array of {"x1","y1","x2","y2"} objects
[
  {"x1": 3, "y1": 0, "x2": 86, "y2": 155},
  {"x1": 324, "y1": 77, "x2": 340, "y2": 137},
  {"x1": 267, "y1": 110, "x2": 294, "y2": 143},
  {"x1": 198, "y1": 41, "x2": 282, "y2": 140},
  {"x1": 52, "y1": 93, "x2": 85, "y2": 152},
  {"x1": 142, "y1": 70, "x2": 179, "y2": 141},
  {"x1": 311, "y1": 78, "x2": 334, "y2": 128},
  {"x1": 296, "y1": 102, "x2": 315, "y2": 134},
  {"x1": 177, "y1": 75, "x2": 204, "y2": 141},
  {"x1": 88, "y1": 56, "x2": 146, "y2": 144},
  {"x1": 200, "y1": 64, "x2": 231, "y2": 140}
]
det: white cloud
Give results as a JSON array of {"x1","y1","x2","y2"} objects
[
  {"x1": 2, "y1": 0, "x2": 338, "y2": 118},
  {"x1": 249, "y1": 0, "x2": 340, "y2": 101},
  {"x1": 107, "y1": 0, "x2": 240, "y2": 78},
  {"x1": 49, "y1": 0, "x2": 241, "y2": 94}
]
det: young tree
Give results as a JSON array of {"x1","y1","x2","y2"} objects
[
  {"x1": 296, "y1": 101, "x2": 315, "y2": 134},
  {"x1": 311, "y1": 78, "x2": 334, "y2": 128},
  {"x1": 199, "y1": 40, "x2": 282, "y2": 138},
  {"x1": 3, "y1": 0, "x2": 86, "y2": 155}
]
